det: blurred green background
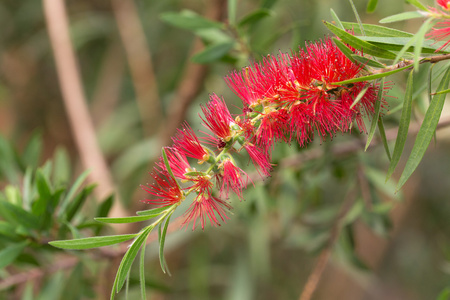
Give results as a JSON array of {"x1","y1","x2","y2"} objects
[{"x1": 1, "y1": 0, "x2": 450, "y2": 299}]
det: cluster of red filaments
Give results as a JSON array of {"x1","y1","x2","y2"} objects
[
  {"x1": 428, "y1": 0, "x2": 450, "y2": 51},
  {"x1": 142, "y1": 37, "x2": 387, "y2": 230}
]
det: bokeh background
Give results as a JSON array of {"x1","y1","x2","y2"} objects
[{"x1": 1, "y1": 0, "x2": 450, "y2": 299}]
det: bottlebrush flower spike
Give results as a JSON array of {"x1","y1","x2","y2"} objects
[
  {"x1": 244, "y1": 143, "x2": 272, "y2": 177},
  {"x1": 437, "y1": 0, "x2": 450, "y2": 10},
  {"x1": 182, "y1": 194, "x2": 232, "y2": 230},
  {"x1": 220, "y1": 158, "x2": 249, "y2": 199},
  {"x1": 142, "y1": 167, "x2": 184, "y2": 207},
  {"x1": 157, "y1": 147, "x2": 190, "y2": 180},
  {"x1": 173, "y1": 122, "x2": 210, "y2": 162},
  {"x1": 200, "y1": 94, "x2": 234, "y2": 141}
]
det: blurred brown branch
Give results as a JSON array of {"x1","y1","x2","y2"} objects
[
  {"x1": 111, "y1": 0, "x2": 162, "y2": 136},
  {"x1": 42, "y1": 0, "x2": 126, "y2": 219}
]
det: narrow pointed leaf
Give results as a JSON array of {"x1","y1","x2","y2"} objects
[
  {"x1": 228, "y1": 0, "x2": 237, "y2": 25},
  {"x1": 367, "y1": 0, "x2": 378, "y2": 13},
  {"x1": 397, "y1": 68, "x2": 450, "y2": 190},
  {"x1": 386, "y1": 70, "x2": 414, "y2": 181},
  {"x1": 377, "y1": 118, "x2": 391, "y2": 161},
  {"x1": 115, "y1": 226, "x2": 153, "y2": 292},
  {"x1": 159, "y1": 213, "x2": 173, "y2": 274},
  {"x1": 348, "y1": 0, "x2": 365, "y2": 35},
  {"x1": 350, "y1": 84, "x2": 369, "y2": 109},
  {"x1": 330, "y1": 9, "x2": 344, "y2": 30},
  {"x1": 160, "y1": 10, "x2": 223, "y2": 31},
  {"x1": 405, "y1": 0, "x2": 429, "y2": 11},
  {"x1": 379, "y1": 11, "x2": 425, "y2": 24},
  {"x1": 332, "y1": 63, "x2": 412, "y2": 85},
  {"x1": 413, "y1": 19, "x2": 433, "y2": 70},
  {"x1": 0, "y1": 241, "x2": 28, "y2": 269},
  {"x1": 95, "y1": 215, "x2": 155, "y2": 224},
  {"x1": 137, "y1": 206, "x2": 170, "y2": 217},
  {"x1": 191, "y1": 41, "x2": 235, "y2": 64},
  {"x1": 365, "y1": 79, "x2": 385, "y2": 150},
  {"x1": 351, "y1": 55, "x2": 386, "y2": 68},
  {"x1": 342, "y1": 22, "x2": 413, "y2": 38},
  {"x1": 140, "y1": 242, "x2": 147, "y2": 300},
  {"x1": 49, "y1": 234, "x2": 138, "y2": 250},
  {"x1": 324, "y1": 21, "x2": 397, "y2": 59},
  {"x1": 238, "y1": 9, "x2": 271, "y2": 27},
  {"x1": 333, "y1": 38, "x2": 357, "y2": 64}
]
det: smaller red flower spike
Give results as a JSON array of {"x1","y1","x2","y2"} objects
[
  {"x1": 182, "y1": 195, "x2": 232, "y2": 230},
  {"x1": 200, "y1": 94, "x2": 234, "y2": 140},
  {"x1": 244, "y1": 144, "x2": 272, "y2": 177},
  {"x1": 142, "y1": 168, "x2": 184, "y2": 207},
  {"x1": 428, "y1": 20, "x2": 450, "y2": 51},
  {"x1": 172, "y1": 122, "x2": 209, "y2": 161},
  {"x1": 438, "y1": 0, "x2": 450, "y2": 10},
  {"x1": 221, "y1": 159, "x2": 249, "y2": 199},
  {"x1": 157, "y1": 147, "x2": 190, "y2": 180}
]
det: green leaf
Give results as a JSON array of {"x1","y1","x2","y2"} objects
[
  {"x1": 32, "y1": 170, "x2": 53, "y2": 216},
  {"x1": 358, "y1": 37, "x2": 445, "y2": 54},
  {"x1": 413, "y1": 19, "x2": 434, "y2": 70},
  {"x1": 115, "y1": 226, "x2": 153, "y2": 293},
  {"x1": 333, "y1": 38, "x2": 358, "y2": 65},
  {"x1": 159, "y1": 213, "x2": 173, "y2": 274},
  {"x1": 341, "y1": 22, "x2": 413, "y2": 37},
  {"x1": 405, "y1": 0, "x2": 429, "y2": 11},
  {"x1": 432, "y1": 87, "x2": 450, "y2": 95},
  {"x1": 323, "y1": 21, "x2": 397, "y2": 59},
  {"x1": 0, "y1": 221, "x2": 21, "y2": 241},
  {"x1": 350, "y1": 84, "x2": 369, "y2": 109},
  {"x1": 58, "y1": 170, "x2": 90, "y2": 217},
  {"x1": 330, "y1": 9, "x2": 344, "y2": 30},
  {"x1": 437, "y1": 287, "x2": 450, "y2": 300},
  {"x1": 379, "y1": 11, "x2": 425, "y2": 24},
  {"x1": 348, "y1": 0, "x2": 365, "y2": 36},
  {"x1": 0, "y1": 241, "x2": 28, "y2": 269},
  {"x1": 386, "y1": 70, "x2": 414, "y2": 181},
  {"x1": 365, "y1": 79, "x2": 385, "y2": 151},
  {"x1": 366, "y1": 0, "x2": 378, "y2": 13},
  {"x1": 351, "y1": 55, "x2": 386, "y2": 68},
  {"x1": 397, "y1": 68, "x2": 450, "y2": 190},
  {"x1": 95, "y1": 215, "x2": 155, "y2": 224},
  {"x1": 377, "y1": 117, "x2": 391, "y2": 161},
  {"x1": 191, "y1": 41, "x2": 235, "y2": 64},
  {"x1": 136, "y1": 206, "x2": 170, "y2": 217},
  {"x1": 0, "y1": 199, "x2": 40, "y2": 229},
  {"x1": 228, "y1": 0, "x2": 237, "y2": 26},
  {"x1": 49, "y1": 234, "x2": 138, "y2": 250},
  {"x1": 140, "y1": 242, "x2": 147, "y2": 300},
  {"x1": 332, "y1": 62, "x2": 412, "y2": 85},
  {"x1": 96, "y1": 195, "x2": 114, "y2": 218},
  {"x1": 238, "y1": 9, "x2": 271, "y2": 28},
  {"x1": 160, "y1": 10, "x2": 223, "y2": 31},
  {"x1": 65, "y1": 184, "x2": 96, "y2": 222}
]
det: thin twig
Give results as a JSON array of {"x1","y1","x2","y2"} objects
[{"x1": 42, "y1": 0, "x2": 126, "y2": 219}]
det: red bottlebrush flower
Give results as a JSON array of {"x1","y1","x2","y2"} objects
[
  {"x1": 157, "y1": 147, "x2": 190, "y2": 180},
  {"x1": 256, "y1": 108, "x2": 290, "y2": 154},
  {"x1": 438, "y1": 0, "x2": 450, "y2": 10},
  {"x1": 190, "y1": 174, "x2": 214, "y2": 196},
  {"x1": 224, "y1": 53, "x2": 290, "y2": 107},
  {"x1": 200, "y1": 94, "x2": 234, "y2": 141},
  {"x1": 172, "y1": 122, "x2": 209, "y2": 161},
  {"x1": 142, "y1": 168, "x2": 184, "y2": 207},
  {"x1": 244, "y1": 143, "x2": 272, "y2": 177},
  {"x1": 182, "y1": 195, "x2": 232, "y2": 230},
  {"x1": 428, "y1": 20, "x2": 450, "y2": 51},
  {"x1": 221, "y1": 159, "x2": 249, "y2": 199},
  {"x1": 282, "y1": 38, "x2": 381, "y2": 144}
]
